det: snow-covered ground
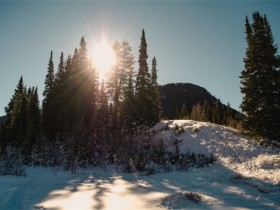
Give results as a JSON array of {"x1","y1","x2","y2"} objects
[{"x1": 0, "y1": 120, "x2": 279, "y2": 210}]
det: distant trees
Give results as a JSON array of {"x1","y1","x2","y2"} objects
[
  {"x1": 240, "y1": 12, "x2": 280, "y2": 142},
  {"x1": 178, "y1": 99, "x2": 238, "y2": 127},
  {"x1": 161, "y1": 83, "x2": 240, "y2": 127}
]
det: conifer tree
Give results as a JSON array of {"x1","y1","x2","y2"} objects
[
  {"x1": 53, "y1": 52, "x2": 68, "y2": 134},
  {"x1": 42, "y1": 51, "x2": 55, "y2": 137},
  {"x1": 240, "y1": 12, "x2": 280, "y2": 141},
  {"x1": 150, "y1": 57, "x2": 161, "y2": 124},
  {"x1": 135, "y1": 29, "x2": 152, "y2": 127},
  {"x1": 43, "y1": 51, "x2": 55, "y2": 99},
  {"x1": 3, "y1": 77, "x2": 28, "y2": 147},
  {"x1": 135, "y1": 29, "x2": 150, "y2": 98}
]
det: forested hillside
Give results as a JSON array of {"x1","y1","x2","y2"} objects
[{"x1": 160, "y1": 83, "x2": 244, "y2": 123}]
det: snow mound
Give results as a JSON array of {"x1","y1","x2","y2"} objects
[{"x1": 152, "y1": 120, "x2": 280, "y2": 184}]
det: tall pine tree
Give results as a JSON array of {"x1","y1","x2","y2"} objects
[
  {"x1": 240, "y1": 12, "x2": 280, "y2": 141},
  {"x1": 150, "y1": 57, "x2": 161, "y2": 124},
  {"x1": 42, "y1": 51, "x2": 55, "y2": 137},
  {"x1": 135, "y1": 29, "x2": 152, "y2": 127}
]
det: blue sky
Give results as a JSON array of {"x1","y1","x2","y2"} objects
[{"x1": 0, "y1": 1, "x2": 280, "y2": 116}]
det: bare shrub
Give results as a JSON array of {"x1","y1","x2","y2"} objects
[
  {"x1": 185, "y1": 191, "x2": 202, "y2": 203},
  {"x1": 159, "y1": 191, "x2": 202, "y2": 209}
]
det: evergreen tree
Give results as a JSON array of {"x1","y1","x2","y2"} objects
[
  {"x1": 135, "y1": 29, "x2": 150, "y2": 98},
  {"x1": 150, "y1": 57, "x2": 161, "y2": 124},
  {"x1": 42, "y1": 51, "x2": 55, "y2": 137},
  {"x1": 135, "y1": 29, "x2": 152, "y2": 127},
  {"x1": 2, "y1": 77, "x2": 28, "y2": 147},
  {"x1": 43, "y1": 51, "x2": 55, "y2": 99},
  {"x1": 240, "y1": 12, "x2": 280, "y2": 141}
]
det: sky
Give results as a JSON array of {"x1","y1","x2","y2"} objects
[{"x1": 0, "y1": 0, "x2": 280, "y2": 116}]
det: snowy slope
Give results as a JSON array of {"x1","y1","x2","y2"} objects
[
  {"x1": 0, "y1": 120, "x2": 279, "y2": 210},
  {"x1": 152, "y1": 120, "x2": 280, "y2": 184}
]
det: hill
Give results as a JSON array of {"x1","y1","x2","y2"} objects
[{"x1": 160, "y1": 83, "x2": 243, "y2": 120}]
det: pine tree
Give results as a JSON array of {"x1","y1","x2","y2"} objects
[
  {"x1": 42, "y1": 51, "x2": 55, "y2": 137},
  {"x1": 240, "y1": 12, "x2": 280, "y2": 141},
  {"x1": 135, "y1": 29, "x2": 152, "y2": 127},
  {"x1": 150, "y1": 57, "x2": 161, "y2": 124},
  {"x1": 3, "y1": 77, "x2": 28, "y2": 147},
  {"x1": 135, "y1": 29, "x2": 150, "y2": 98},
  {"x1": 54, "y1": 52, "x2": 66, "y2": 88},
  {"x1": 43, "y1": 51, "x2": 55, "y2": 99}
]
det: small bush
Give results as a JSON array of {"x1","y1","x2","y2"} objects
[
  {"x1": 159, "y1": 191, "x2": 202, "y2": 209},
  {"x1": 185, "y1": 191, "x2": 202, "y2": 203}
]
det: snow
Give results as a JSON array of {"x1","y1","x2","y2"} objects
[{"x1": 0, "y1": 120, "x2": 280, "y2": 209}]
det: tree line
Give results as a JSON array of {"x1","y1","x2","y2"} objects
[
  {"x1": 0, "y1": 29, "x2": 161, "y2": 166},
  {"x1": 176, "y1": 100, "x2": 240, "y2": 128}
]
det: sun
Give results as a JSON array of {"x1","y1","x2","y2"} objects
[{"x1": 91, "y1": 40, "x2": 116, "y2": 79}]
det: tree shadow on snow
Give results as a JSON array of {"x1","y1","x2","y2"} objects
[{"x1": 21, "y1": 164, "x2": 280, "y2": 210}]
